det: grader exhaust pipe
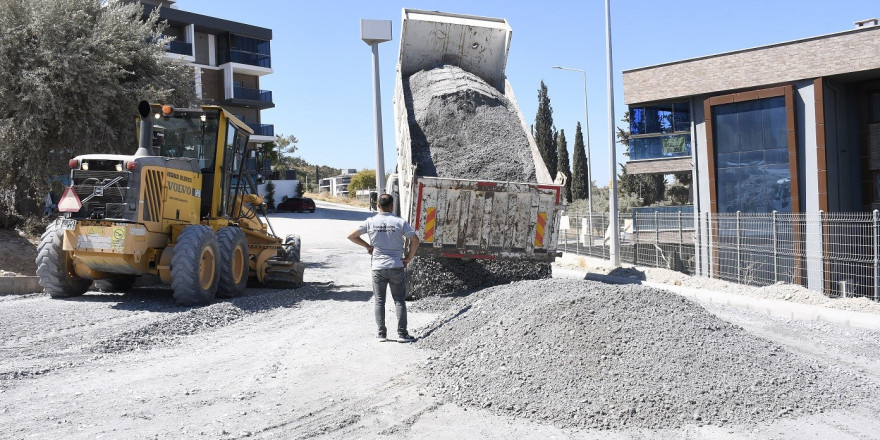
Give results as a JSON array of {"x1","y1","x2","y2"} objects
[{"x1": 135, "y1": 100, "x2": 155, "y2": 157}]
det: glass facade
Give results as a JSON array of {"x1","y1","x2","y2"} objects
[
  {"x1": 218, "y1": 34, "x2": 271, "y2": 68},
  {"x1": 712, "y1": 96, "x2": 791, "y2": 213},
  {"x1": 628, "y1": 102, "x2": 691, "y2": 160}
]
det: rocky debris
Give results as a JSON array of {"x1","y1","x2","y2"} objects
[
  {"x1": 402, "y1": 64, "x2": 547, "y2": 297},
  {"x1": 419, "y1": 278, "x2": 872, "y2": 429},
  {"x1": 92, "y1": 286, "x2": 312, "y2": 353},
  {"x1": 403, "y1": 64, "x2": 536, "y2": 183}
]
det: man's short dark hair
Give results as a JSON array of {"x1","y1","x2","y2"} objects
[{"x1": 378, "y1": 194, "x2": 394, "y2": 210}]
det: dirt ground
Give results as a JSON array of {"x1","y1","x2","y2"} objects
[
  {"x1": 0, "y1": 229, "x2": 37, "y2": 276},
  {"x1": 2, "y1": 202, "x2": 880, "y2": 439}
]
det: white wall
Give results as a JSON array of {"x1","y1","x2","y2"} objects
[{"x1": 257, "y1": 180, "x2": 300, "y2": 203}]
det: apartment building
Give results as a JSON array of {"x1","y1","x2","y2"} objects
[
  {"x1": 126, "y1": 0, "x2": 275, "y2": 147},
  {"x1": 319, "y1": 169, "x2": 359, "y2": 197}
]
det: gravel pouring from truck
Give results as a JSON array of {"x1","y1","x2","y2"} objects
[{"x1": 389, "y1": 9, "x2": 565, "y2": 263}]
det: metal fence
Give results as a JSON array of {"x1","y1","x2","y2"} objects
[{"x1": 558, "y1": 209, "x2": 880, "y2": 301}]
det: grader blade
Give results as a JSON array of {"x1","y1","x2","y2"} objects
[{"x1": 263, "y1": 259, "x2": 305, "y2": 287}]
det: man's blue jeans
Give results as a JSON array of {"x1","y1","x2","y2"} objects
[{"x1": 372, "y1": 268, "x2": 407, "y2": 335}]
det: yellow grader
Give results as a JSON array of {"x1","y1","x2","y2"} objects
[{"x1": 36, "y1": 101, "x2": 304, "y2": 306}]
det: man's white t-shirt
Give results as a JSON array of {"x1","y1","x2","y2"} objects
[{"x1": 358, "y1": 212, "x2": 417, "y2": 270}]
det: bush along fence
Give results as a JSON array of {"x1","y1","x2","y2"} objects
[{"x1": 558, "y1": 209, "x2": 880, "y2": 301}]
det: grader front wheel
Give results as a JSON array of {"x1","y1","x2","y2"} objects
[
  {"x1": 171, "y1": 225, "x2": 219, "y2": 306},
  {"x1": 216, "y1": 227, "x2": 248, "y2": 298}
]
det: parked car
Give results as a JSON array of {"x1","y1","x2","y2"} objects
[{"x1": 277, "y1": 197, "x2": 316, "y2": 213}]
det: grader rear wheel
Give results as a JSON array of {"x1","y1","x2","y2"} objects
[
  {"x1": 35, "y1": 221, "x2": 92, "y2": 298},
  {"x1": 216, "y1": 227, "x2": 248, "y2": 298},
  {"x1": 171, "y1": 225, "x2": 219, "y2": 306}
]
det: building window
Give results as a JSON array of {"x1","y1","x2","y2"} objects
[
  {"x1": 628, "y1": 101, "x2": 691, "y2": 160},
  {"x1": 706, "y1": 86, "x2": 798, "y2": 214}
]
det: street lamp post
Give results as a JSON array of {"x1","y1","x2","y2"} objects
[
  {"x1": 553, "y1": 65, "x2": 593, "y2": 246},
  {"x1": 361, "y1": 19, "x2": 392, "y2": 194},
  {"x1": 605, "y1": 0, "x2": 620, "y2": 267}
]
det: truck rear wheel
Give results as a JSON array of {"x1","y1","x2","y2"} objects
[
  {"x1": 216, "y1": 227, "x2": 248, "y2": 298},
  {"x1": 35, "y1": 220, "x2": 91, "y2": 298},
  {"x1": 171, "y1": 225, "x2": 219, "y2": 306}
]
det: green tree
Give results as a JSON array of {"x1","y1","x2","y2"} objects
[
  {"x1": 0, "y1": 0, "x2": 196, "y2": 226},
  {"x1": 264, "y1": 181, "x2": 276, "y2": 210},
  {"x1": 618, "y1": 164, "x2": 666, "y2": 206},
  {"x1": 534, "y1": 81, "x2": 558, "y2": 179},
  {"x1": 570, "y1": 123, "x2": 589, "y2": 201},
  {"x1": 556, "y1": 129, "x2": 572, "y2": 203},
  {"x1": 347, "y1": 169, "x2": 376, "y2": 198}
]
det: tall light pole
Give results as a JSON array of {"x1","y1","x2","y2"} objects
[
  {"x1": 553, "y1": 65, "x2": 593, "y2": 241},
  {"x1": 361, "y1": 19, "x2": 392, "y2": 194},
  {"x1": 605, "y1": 0, "x2": 620, "y2": 266}
]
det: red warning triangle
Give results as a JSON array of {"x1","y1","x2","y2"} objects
[{"x1": 58, "y1": 187, "x2": 82, "y2": 213}]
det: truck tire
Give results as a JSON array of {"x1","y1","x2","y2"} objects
[
  {"x1": 216, "y1": 227, "x2": 248, "y2": 298},
  {"x1": 95, "y1": 276, "x2": 136, "y2": 292},
  {"x1": 35, "y1": 220, "x2": 91, "y2": 298},
  {"x1": 171, "y1": 225, "x2": 219, "y2": 306},
  {"x1": 283, "y1": 234, "x2": 301, "y2": 263}
]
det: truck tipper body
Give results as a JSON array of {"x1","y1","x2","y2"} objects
[{"x1": 390, "y1": 9, "x2": 565, "y2": 262}]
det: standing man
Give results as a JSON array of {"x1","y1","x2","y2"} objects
[{"x1": 347, "y1": 194, "x2": 420, "y2": 342}]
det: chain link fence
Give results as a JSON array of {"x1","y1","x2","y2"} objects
[{"x1": 558, "y1": 209, "x2": 880, "y2": 301}]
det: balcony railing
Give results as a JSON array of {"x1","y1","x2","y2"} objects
[
  {"x1": 233, "y1": 87, "x2": 272, "y2": 104},
  {"x1": 247, "y1": 123, "x2": 275, "y2": 137},
  {"x1": 228, "y1": 51, "x2": 271, "y2": 68},
  {"x1": 164, "y1": 40, "x2": 192, "y2": 56}
]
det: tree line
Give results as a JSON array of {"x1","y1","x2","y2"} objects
[{"x1": 533, "y1": 81, "x2": 692, "y2": 213}]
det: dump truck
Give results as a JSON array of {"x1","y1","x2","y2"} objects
[
  {"x1": 36, "y1": 101, "x2": 304, "y2": 306},
  {"x1": 389, "y1": 9, "x2": 565, "y2": 262}
]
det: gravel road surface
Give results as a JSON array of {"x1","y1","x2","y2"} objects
[{"x1": 2, "y1": 201, "x2": 879, "y2": 439}]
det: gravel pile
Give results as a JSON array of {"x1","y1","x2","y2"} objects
[
  {"x1": 419, "y1": 278, "x2": 871, "y2": 429},
  {"x1": 402, "y1": 64, "x2": 548, "y2": 297},
  {"x1": 403, "y1": 64, "x2": 536, "y2": 182},
  {"x1": 405, "y1": 257, "x2": 550, "y2": 299}
]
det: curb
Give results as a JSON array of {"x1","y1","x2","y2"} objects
[
  {"x1": 0, "y1": 276, "x2": 41, "y2": 295},
  {"x1": 553, "y1": 267, "x2": 880, "y2": 331}
]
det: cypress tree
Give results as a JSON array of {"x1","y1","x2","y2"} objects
[
  {"x1": 570, "y1": 123, "x2": 589, "y2": 201},
  {"x1": 534, "y1": 81, "x2": 558, "y2": 178},
  {"x1": 556, "y1": 129, "x2": 572, "y2": 203}
]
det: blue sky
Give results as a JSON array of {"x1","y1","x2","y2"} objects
[{"x1": 178, "y1": 0, "x2": 878, "y2": 185}]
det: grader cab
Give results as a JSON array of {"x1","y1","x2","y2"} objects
[{"x1": 36, "y1": 101, "x2": 304, "y2": 306}]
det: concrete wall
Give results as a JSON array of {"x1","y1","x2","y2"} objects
[
  {"x1": 201, "y1": 69, "x2": 223, "y2": 102},
  {"x1": 623, "y1": 26, "x2": 880, "y2": 105},
  {"x1": 194, "y1": 31, "x2": 210, "y2": 65}
]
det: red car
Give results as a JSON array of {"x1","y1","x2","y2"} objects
[{"x1": 277, "y1": 197, "x2": 316, "y2": 213}]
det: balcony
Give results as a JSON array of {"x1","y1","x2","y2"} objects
[
  {"x1": 164, "y1": 40, "x2": 192, "y2": 56},
  {"x1": 229, "y1": 51, "x2": 271, "y2": 68},
  {"x1": 224, "y1": 86, "x2": 274, "y2": 109},
  {"x1": 246, "y1": 123, "x2": 275, "y2": 137}
]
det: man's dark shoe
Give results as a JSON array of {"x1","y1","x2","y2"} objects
[
  {"x1": 377, "y1": 331, "x2": 387, "y2": 342},
  {"x1": 397, "y1": 332, "x2": 416, "y2": 343}
]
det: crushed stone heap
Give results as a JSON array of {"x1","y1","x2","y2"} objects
[
  {"x1": 419, "y1": 278, "x2": 871, "y2": 429},
  {"x1": 402, "y1": 64, "x2": 547, "y2": 297},
  {"x1": 403, "y1": 64, "x2": 536, "y2": 182}
]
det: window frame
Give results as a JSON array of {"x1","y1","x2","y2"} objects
[{"x1": 704, "y1": 85, "x2": 800, "y2": 214}]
